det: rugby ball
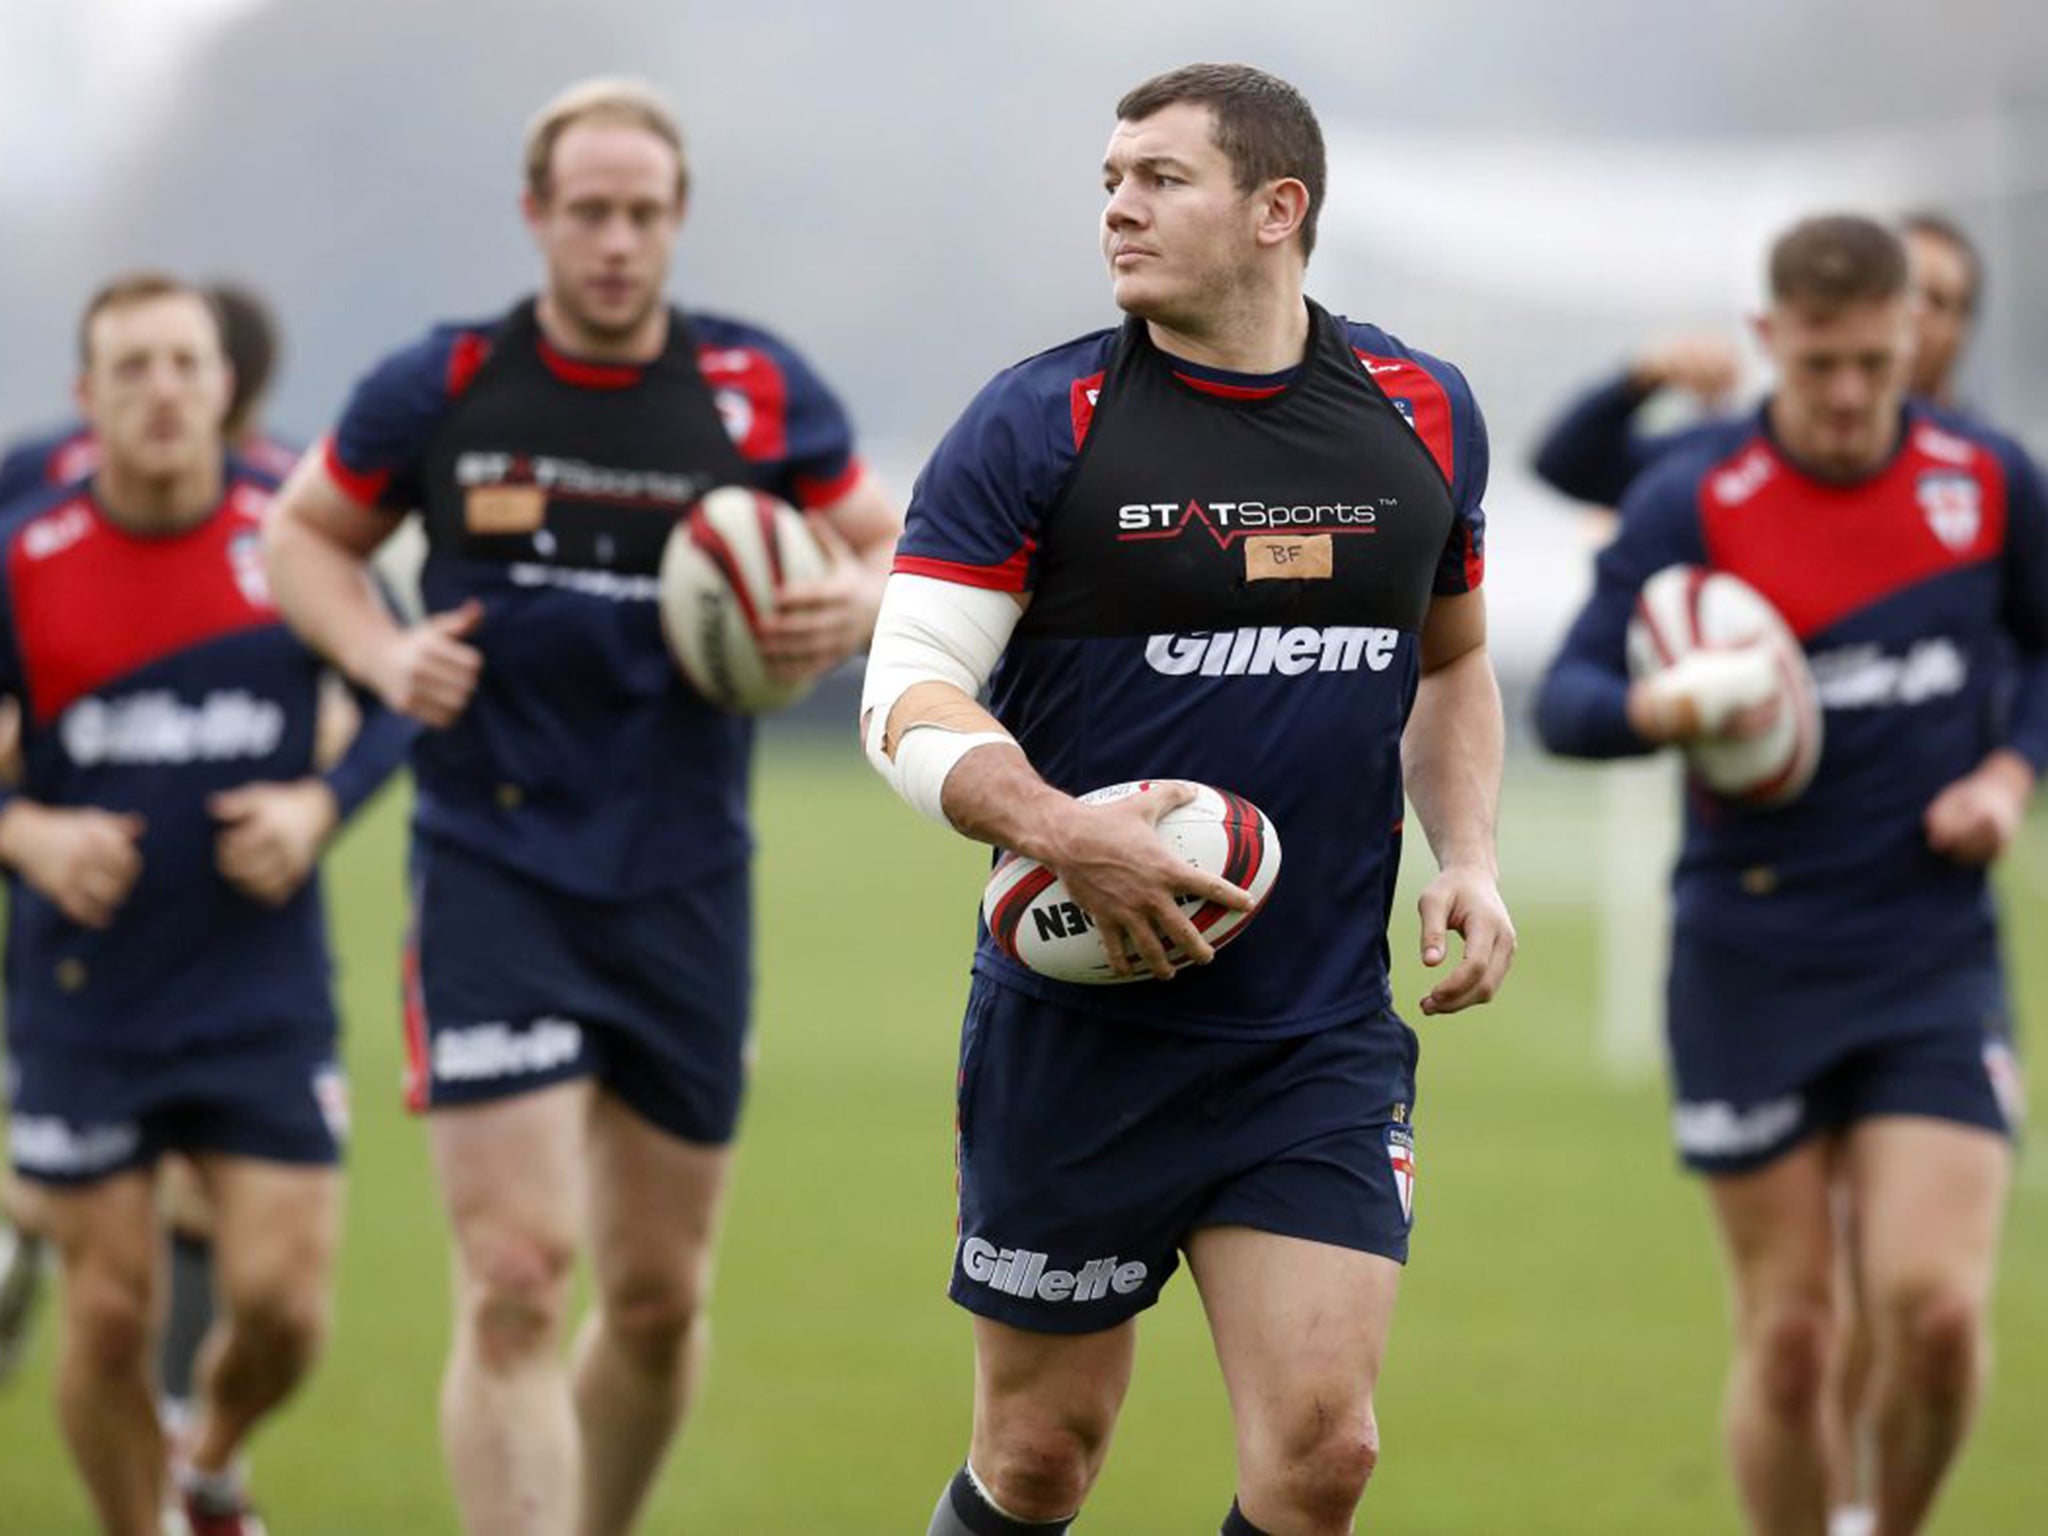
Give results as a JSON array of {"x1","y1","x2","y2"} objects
[
  {"x1": 659, "y1": 485, "x2": 830, "y2": 714},
  {"x1": 982, "y1": 781, "x2": 1282, "y2": 985},
  {"x1": 1626, "y1": 564, "x2": 1822, "y2": 806}
]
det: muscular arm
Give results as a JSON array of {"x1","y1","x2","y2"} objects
[
  {"x1": 1401, "y1": 590, "x2": 1515, "y2": 1014},
  {"x1": 859, "y1": 573, "x2": 1248, "y2": 979},
  {"x1": 263, "y1": 452, "x2": 481, "y2": 726}
]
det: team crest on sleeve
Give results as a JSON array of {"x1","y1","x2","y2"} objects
[
  {"x1": 228, "y1": 528, "x2": 273, "y2": 609},
  {"x1": 714, "y1": 387, "x2": 754, "y2": 445},
  {"x1": 1386, "y1": 1123, "x2": 1416, "y2": 1224},
  {"x1": 1917, "y1": 471, "x2": 1982, "y2": 552}
]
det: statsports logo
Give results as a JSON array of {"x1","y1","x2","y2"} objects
[{"x1": 1116, "y1": 497, "x2": 1387, "y2": 545}]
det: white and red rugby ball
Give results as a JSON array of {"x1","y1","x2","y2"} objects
[
  {"x1": 658, "y1": 485, "x2": 829, "y2": 715},
  {"x1": 1626, "y1": 563, "x2": 1823, "y2": 807},
  {"x1": 982, "y1": 781, "x2": 1282, "y2": 985}
]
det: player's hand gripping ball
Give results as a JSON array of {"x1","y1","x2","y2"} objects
[
  {"x1": 659, "y1": 485, "x2": 829, "y2": 714},
  {"x1": 983, "y1": 781, "x2": 1282, "y2": 984},
  {"x1": 1627, "y1": 563, "x2": 1823, "y2": 806}
]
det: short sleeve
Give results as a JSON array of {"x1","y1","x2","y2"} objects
[
  {"x1": 326, "y1": 326, "x2": 484, "y2": 512},
  {"x1": 893, "y1": 352, "x2": 1093, "y2": 592}
]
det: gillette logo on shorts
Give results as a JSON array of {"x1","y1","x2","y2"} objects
[{"x1": 959, "y1": 1236, "x2": 1147, "y2": 1303}]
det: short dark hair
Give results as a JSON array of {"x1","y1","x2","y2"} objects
[
  {"x1": 1116, "y1": 64, "x2": 1327, "y2": 260},
  {"x1": 77, "y1": 271, "x2": 222, "y2": 366},
  {"x1": 207, "y1": 281, "x2": 282, "y2": 436},
  {"x1": 1767, "y1": 215, "x2": 1910, "y2": 316},
  {"x1": 1899, "y1": 210, "x2": 1984, "y2": 315}
]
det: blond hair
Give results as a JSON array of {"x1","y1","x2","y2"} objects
[
  {"x1": 523, "y1": 77, "x2": 687, "y2": 203},
  {"x1": 77, "y1": 271, "x2": 221, "y2": 366}
]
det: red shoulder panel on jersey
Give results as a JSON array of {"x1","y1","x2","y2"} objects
[
  {"x1": 894, "y1": 540, "x2": 1036, "y2": 592},
  {"x1": 8, "y1": 491, "x2": 279, "y2": 723},
  {"x1": 1069, "y1": 371, "x2": 1106, "y2": 450},
  {"x1": 447, "y1": 331, "x2": 493, "y2": 396},
  {"x1": 698, "y1": 344, "x2": 790, "y2": 464},
  {"x1": 1700, "y1": 424, "x2": 2009, "y2": 640},
  {"x1": 1355, "y1": 350, "x2": 1455, "y2": 484}
]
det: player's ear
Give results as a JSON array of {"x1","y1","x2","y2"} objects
[
  {"x1": 1749, "y1": 311, "x2": 1775, "y2": 359},
  {"x1": 1255, "y1": 178, "x2": 1310, "y2": 253},
  {"x1": 520, "y1": 188, "x2": 546, "y2": 234}
]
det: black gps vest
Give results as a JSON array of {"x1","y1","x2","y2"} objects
[
  {"x1": 1018, "y1": 301, "x2": 1454, "y2": 639},
  {"x1": 421, "y1": 300, "x2": 750, "y2": 574}
]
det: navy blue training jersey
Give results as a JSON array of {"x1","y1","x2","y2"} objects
[
  {"x1": 0, "y1": 420, "x2": 301, "y2": 508},
  {"x1": 0, "y1": 466, "x2": 412, "y2": 1055},
  {"x1": 899, "y1": 303, "x2": 1488, "y2": 1038},
  {"x1": 327, "y1": 301, "x2": 863, "y2": 898},
  {"x1": 1536, "y1": 404, "x2": 2048, "y2": 960}
]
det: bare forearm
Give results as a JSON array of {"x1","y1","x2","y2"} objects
[
  {"x1": 1402, "y1": 644, "x2": 1504, "y2": 875},
  {"x1": 264, "y1": 515, "x2": 404, "y2": 684},
  {"x1": 938, "y1": 737, "x2": 1076, "y2": 858}
]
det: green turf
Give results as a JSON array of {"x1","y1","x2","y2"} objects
[{"x1": 0, "y1": 751, "x2": 2042, "y2": 1533}]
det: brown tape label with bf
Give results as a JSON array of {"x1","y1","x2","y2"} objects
[{"x1": 1244, "y1": 533, "x2": 1333, "y2": 581}]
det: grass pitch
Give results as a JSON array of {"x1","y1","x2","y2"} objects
[{"x1": 0, "y1": 747, "x2": 2041, "y2": 1534}]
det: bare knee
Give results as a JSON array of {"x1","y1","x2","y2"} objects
[
  {"x1": 223, "y1": 1277, "x2": 331, "y2": 1377},
  {"x1": 599, "y1": 1269, "x2": 708, "y2": 1375},
  {"x1": 460, "y1": 1227, "x2": 576, "y2": 1370},
  {"x1": 1248, "y1": 1401, "x2": 1381, "y2": 1528},
  {"x1": 1886, "y1": 1283, "x2": 1986, "y2": 1406},
  {"x1": 977, "y1": 1406, "x2": 1116, "y2": 1521},
  {"x1": 64, "y1": 1268, "x2": 153, "y2": 1379},
  {"x1": 1745, "y1": 1299, "x2": 1834, "y2": 1422}
]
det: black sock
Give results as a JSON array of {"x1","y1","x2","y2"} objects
[
  {"x1": 158, "y1": 1230, "x2": 215, "y2": 1406},
  {"x1": 1221, "y1": 1499, "x2": 1269, "y2": 1536},
  {"x1": 928, "y1": 1465, "x2": 1076, "y2": 1535}
]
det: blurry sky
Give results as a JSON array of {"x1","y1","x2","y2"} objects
[{"x1": 2, "y1": 0, "x2": 2045, "y2": 666}]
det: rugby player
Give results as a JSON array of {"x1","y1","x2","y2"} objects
[
  {"x1": 0, "y1": 279, "x2": 301, "y2": 506},
  {"x1": 0, "y1": 279, "x2": 305, "y2": 1443},
  {"x1": 1529, "y1": 213, "x2": 1988, "y2": 511},
  {"x1": 1536, "y1": 214, "x2": 2041, "y2": 1536},
  {"x1": 262, "y1": 78, "x2": 901, "y2": 1536},
  {"x1": 861, "y1": 64, "x2": 1514, "y2": 1536},
  {"x1": 0, "y1": 272, "x2": 411, "y2": 1536}
]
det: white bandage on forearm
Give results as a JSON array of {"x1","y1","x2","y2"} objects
[
  {"x1": 891, "y1": 724, "x2": 1017, "y2": 824},
  {"x1": 860, "y1": 573, "x2": 1024, "y2": 825}
]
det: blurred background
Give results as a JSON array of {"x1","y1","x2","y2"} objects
[
  {"x1": 4, "y1": 0, "x2": 2047, "y2": 679},
  {"x1": 2, "y1": 2, "x2": 2046, "y2": 1530}
]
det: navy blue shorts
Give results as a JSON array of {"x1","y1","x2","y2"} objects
[
  {"x1": 7, "y1": 1033, "x2": 347, "y2": 1186},
  {"x1": 1666, "y1": 929, "x2": 2020, "y2": 1174},
  {"x1": 404, "y1": 835, "x2": 752, "y2": 1146},
  {"x1": 951, "y1": 977, "x2": 1420, "y2": 1335}
]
